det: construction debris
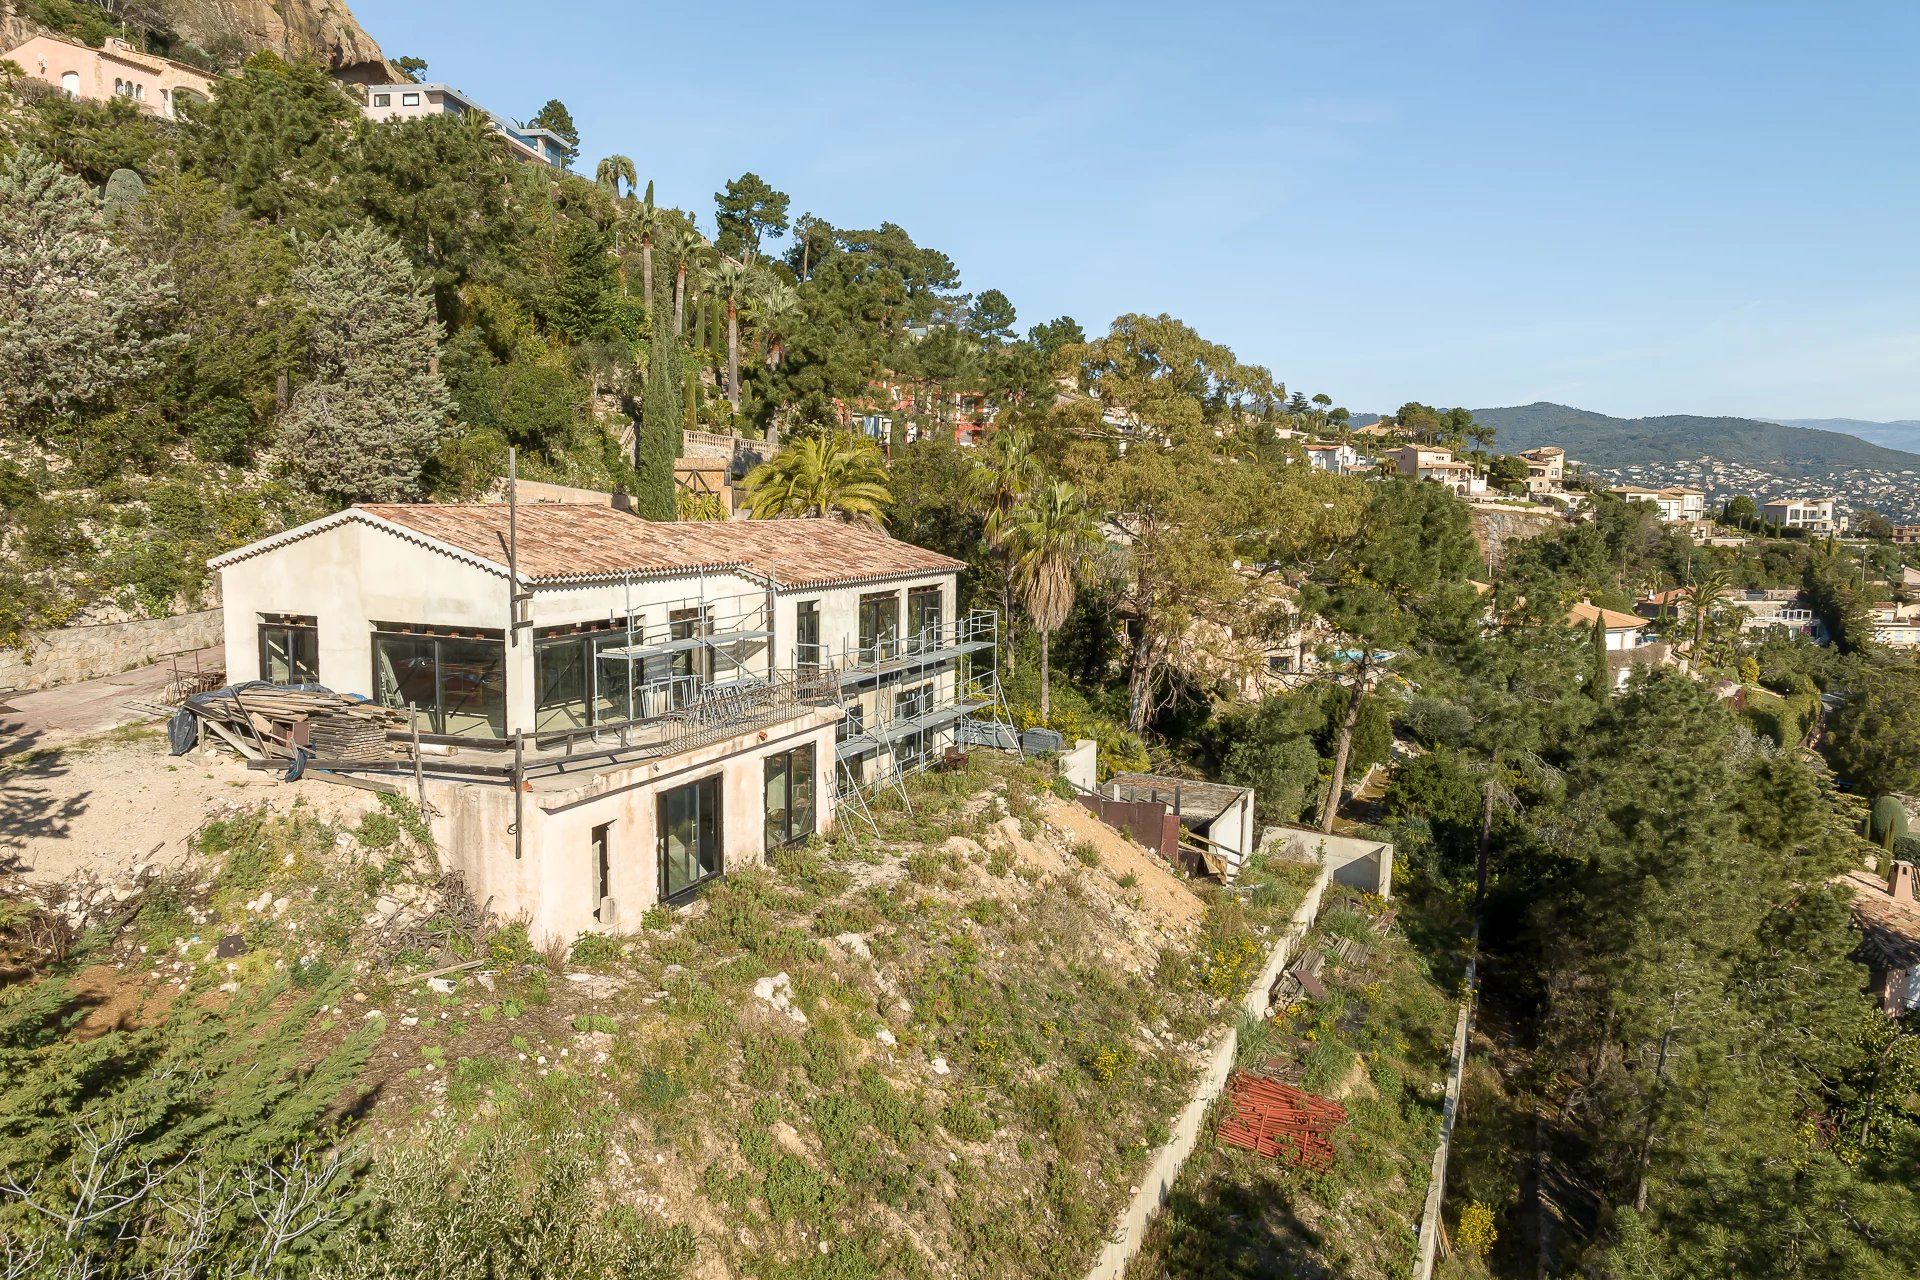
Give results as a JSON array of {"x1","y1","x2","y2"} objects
[
  {"x1": 171, "y1": 683, "x2": 403, "y2": 764},
  {"x1": 1216, "y1": 1071, "x2": 1348, "y2": 1170}
]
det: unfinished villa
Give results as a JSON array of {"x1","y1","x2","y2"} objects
[{"x1": 200, "y1": 503, "x2": 1010, "y2": 939}]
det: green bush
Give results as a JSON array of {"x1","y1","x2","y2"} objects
[{"x1": 1870, "y1": 796, "x2": 1910, "y2": 849}]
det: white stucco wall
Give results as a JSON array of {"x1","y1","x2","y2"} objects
[{"x1": 426, "y1": 710, "x2": 840, "y2": 943}]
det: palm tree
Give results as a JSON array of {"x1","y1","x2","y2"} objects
[
  {"x1": 743, "y1": 432, "x2": 892, "y2": 524},
  {"x1": 1006, "y1": 482, "x2": 1101, "y2": 723},
  {"x1": 966, "y1": 426, "x2": 1040, "y2": 662},
  {"x1": 628, "y1": 183, "x2": 663, "y2": 314},
  {"x1": 1683, "y1": 562, "x2": 1734, "y2": 659},
  {"x1": 656, "y1": 220, "x2": 705, "y2": 337},
  {"x1": 594, "y1": 154, "x2": 636, "y2": 200},
  {"x1": 702, "y1": 255, "x2": 758, "y2": 413},
  {"x1": 747, "y1": 279, "x2": 800, "y2": 369}
]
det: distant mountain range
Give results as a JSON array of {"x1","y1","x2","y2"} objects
[
  {"x1": 1767, "y1": 418, "x2": 1920, "y2": 454},
  {"x1": 1469, "y1": 402, "x2": 1920, "y2": 477}
]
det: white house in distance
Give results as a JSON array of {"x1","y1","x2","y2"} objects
[
  {"x1": 1609, "y1": 484, "x2": 1707, "y2": 524},
  {"x1": 209, "y1": 503, "x2": 992, "y2": 941},
  {"x1": 3, "y1": 32, "x2": 215, "y2": 118},
  {"x1": 361, "y1": 82, "x2": 575, "y2": 167},
  {"x1": 1761, "y1": 495, "x2": 1840, "y2": 536},
  {"x1": 1392, "y1": 445, "x2": 1487, "y2": 497},
  {"x1": 1302, "y1": 441, "x2": 1360, "y2": 474}
]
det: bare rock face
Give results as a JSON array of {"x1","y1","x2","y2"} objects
[{"x1": 163, "y1": 0, "x2": 394, "y2": 79}]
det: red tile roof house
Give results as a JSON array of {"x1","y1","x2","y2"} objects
[
  {"x1": 209, "y1": 504, "x2": 999, "y2": 943},
  {"x1": 1840, "y1": 862, "x2": 1920, "y2": 1015}
]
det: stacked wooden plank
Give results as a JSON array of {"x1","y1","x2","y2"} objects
[
  {"x1": 188, "y1": 687, "x2": 402, "y2": 763},
  {"x1": 1216, "y1": 1071, "x2": 1347, "y2": 1170}
]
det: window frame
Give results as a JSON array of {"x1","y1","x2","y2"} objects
[
  {"x1": 257, "y1": 614, "x2": 319, "y2": 686},
  {"x1": 857, "y1": 590, "x2": 900, "y2": 662},
  {"x1": 763, "y1": 745, "x2": 817, "y2": 851},
  {"x1": 370, "y1": 625, "x2": 507, "y2": 739}
]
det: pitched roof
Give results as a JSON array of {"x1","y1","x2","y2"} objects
[
  {"x1": 1840, "y1": 869, "x2": 1920, "y2": 969},
  {"x1": 212, "y1": 504, "x2": 963, "y2": 589},
  {"x1": 1569, "y1": 601, "x2": 1645, "y2": 630}
]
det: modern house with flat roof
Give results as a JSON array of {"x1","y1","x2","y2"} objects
[
  {"x1": 3, "y1": 32, "x2": 215, "y2": 119},
  {"x1": 209, "y1": 503, "x2": 1000, "y2": 939},
  {"x1": 361, "y1": 82, "x2": 575, "y2": 167},
  {"x1": 1761, "y1": 495, "x2": 1839, "y2": 536}
]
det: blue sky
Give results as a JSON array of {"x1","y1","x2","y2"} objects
[{"x1": 352, "y1": 0, "x2": 1919, "y2": 420}]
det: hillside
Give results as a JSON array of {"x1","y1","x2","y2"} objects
[
  {"x1": 1471, "y1": 402, "x2": 1920, "y2": 475},
  {"x1": 2, "y1": 0, "x2": 392, "y2": 78},
  {"x1": 1770, "y1": 417, "x2": 1920, "y2": 454}
]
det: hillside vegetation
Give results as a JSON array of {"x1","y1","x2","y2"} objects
[{"x1": 1473, "y1": 401, "x2": 1920, "y2": 474}]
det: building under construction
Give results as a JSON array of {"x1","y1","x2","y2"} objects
[{"x1": 201, "y1": 501, "x2": 1013, "y2": 941}]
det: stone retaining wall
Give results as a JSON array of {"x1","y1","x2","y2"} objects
[{"x1": 0, "y1": 609, "x2": 225, "y2": 692}]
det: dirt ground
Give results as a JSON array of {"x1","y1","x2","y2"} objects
[{"x1": 0, "y1": 723, "x2": 378, "y2": 887}]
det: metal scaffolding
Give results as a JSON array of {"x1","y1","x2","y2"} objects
[{"x1": 822, "y1": 609, "x2": 1016, "y2": 798}]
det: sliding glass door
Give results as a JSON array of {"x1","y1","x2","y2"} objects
[
  {"x1": 659, "y1": 775, "x2": 722, "y2": 902},
  {"x1": 373, "y1": 629, "x2": 507, "y2": 739},
  {"x1": 764, "y1": 746, "x2": 817, "y2": 850}
]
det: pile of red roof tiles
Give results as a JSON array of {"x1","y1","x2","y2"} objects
[{"x1": 1216, "y1": 1070, "x2": 1347, "y2": 1170}]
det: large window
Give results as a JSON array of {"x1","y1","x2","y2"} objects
[
  {"x1": 258, "y1": 614, "x2": 318, "y2": 685},
  {"x1": 658, "y1": 776, "x2": 721, "y2": 902},
  {"x1": 794, "y1": 600, "x2": 821, "y2": 672},
  {"x1": 372, "y1": 92, "x2": 391, "y2": 107},
  {"x1": 907, "y1": 586, "x2": 943, "y2": 652},
  {"x1": 373, "y1": 627, "x2": 506, "y2": 738},
  {"x1": 894, "y1": 683, "x2": 934, "y2": 770},
  {"x1": 535, "y1": 624, "x2": 639, "y2": 733},
  {"x1": 764, "y1": 746, "x2": 817, "y2": 850},
  {"x1": 858, "y1": 591, "x2": 900, "y2": 662},
  {"x1": 670, "y1": 607, "x2": 712, "y2": 687}
]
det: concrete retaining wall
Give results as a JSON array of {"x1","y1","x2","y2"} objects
[
  {"x1": 1414, "y1": 946, "x2": 1479, "y2": 1280},
  {"x1": 1082, "y1": 862, "x2": 1335, "y2": 1280},
  {"x1": 0, "y1": 609, "x2": 224, "y2": 692}
]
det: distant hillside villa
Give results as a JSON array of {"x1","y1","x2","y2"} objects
[
  {"x1": 1518, "y1": 445, "x2": 1566, "y2": 495},
  {"x1": 1609, "y1": 484, "x2": 1706, "y2": 524},
  {"x1": 361, "y1": 82, "x2": 575, "y2": 168},
  {"x1": 1392, "y1": 445, "x2": 1486, "y2": 497},
  {"x1": 3, "y1": 32, "x2": 215, "y2": 119},
  {"x1": 1761, "y1": 495, "x2": 1839, "y2": 536}
]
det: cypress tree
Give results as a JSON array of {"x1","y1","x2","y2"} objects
[
  {"x1": 633, "y1": 316, "x2": 682, "y2": 520},
  {"x1": 1589, "y1": 613, "x2": 1611, "y2": 703}
]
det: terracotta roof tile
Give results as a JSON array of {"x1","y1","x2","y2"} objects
[
  {"x1": 1568, "y1": 601, "x2": 1645, "y2": 631},
  {"x1": 354, "y1": 504, "x2": 962, "y2": 589}
]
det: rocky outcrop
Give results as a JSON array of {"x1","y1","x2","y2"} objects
[
  {"x1": 1469, "y1": 501, "x2": 1567, "y2": 559},
  {"x1": 163, "y1": 0, "x2": 393, "y2": 79}
]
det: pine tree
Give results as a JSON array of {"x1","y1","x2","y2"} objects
[
  {"x1": 0, "y1": 148, "x2": 177, "y2": 437},
  {"x1": 633, "y1": 315, "x2": 682, "y2": 520},
  {"x1": 278, "y1": 223, "x2": 451, "y2": 502}
]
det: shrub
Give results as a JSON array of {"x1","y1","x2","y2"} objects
[
  {"x1": 1070, "y1": 841, "x2": 1100, "y2": 868},
  {"x1": 1870, "y1": 796, "x2": 1910, "y2": 849},
  {"x1": 1456, "y1": 1200, "x2": 1498, "y2": 1258},
  {"x1": 569, "y1": 931, "x2": 624, "y2": 968}
]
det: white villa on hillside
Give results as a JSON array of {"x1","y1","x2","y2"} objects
[
  {"x1": 1610, "y1": 485, "x2": 1706, "y2": 524},
  {"x1": 1762, "y1": 495, "x2": 1839, "y2": 536},
  {"x1": 361, "y1": 82, "x2": 575, "y2": 167},
  {"x1": 210, "y1": 503, "x2": 997, "y2": 938}
]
